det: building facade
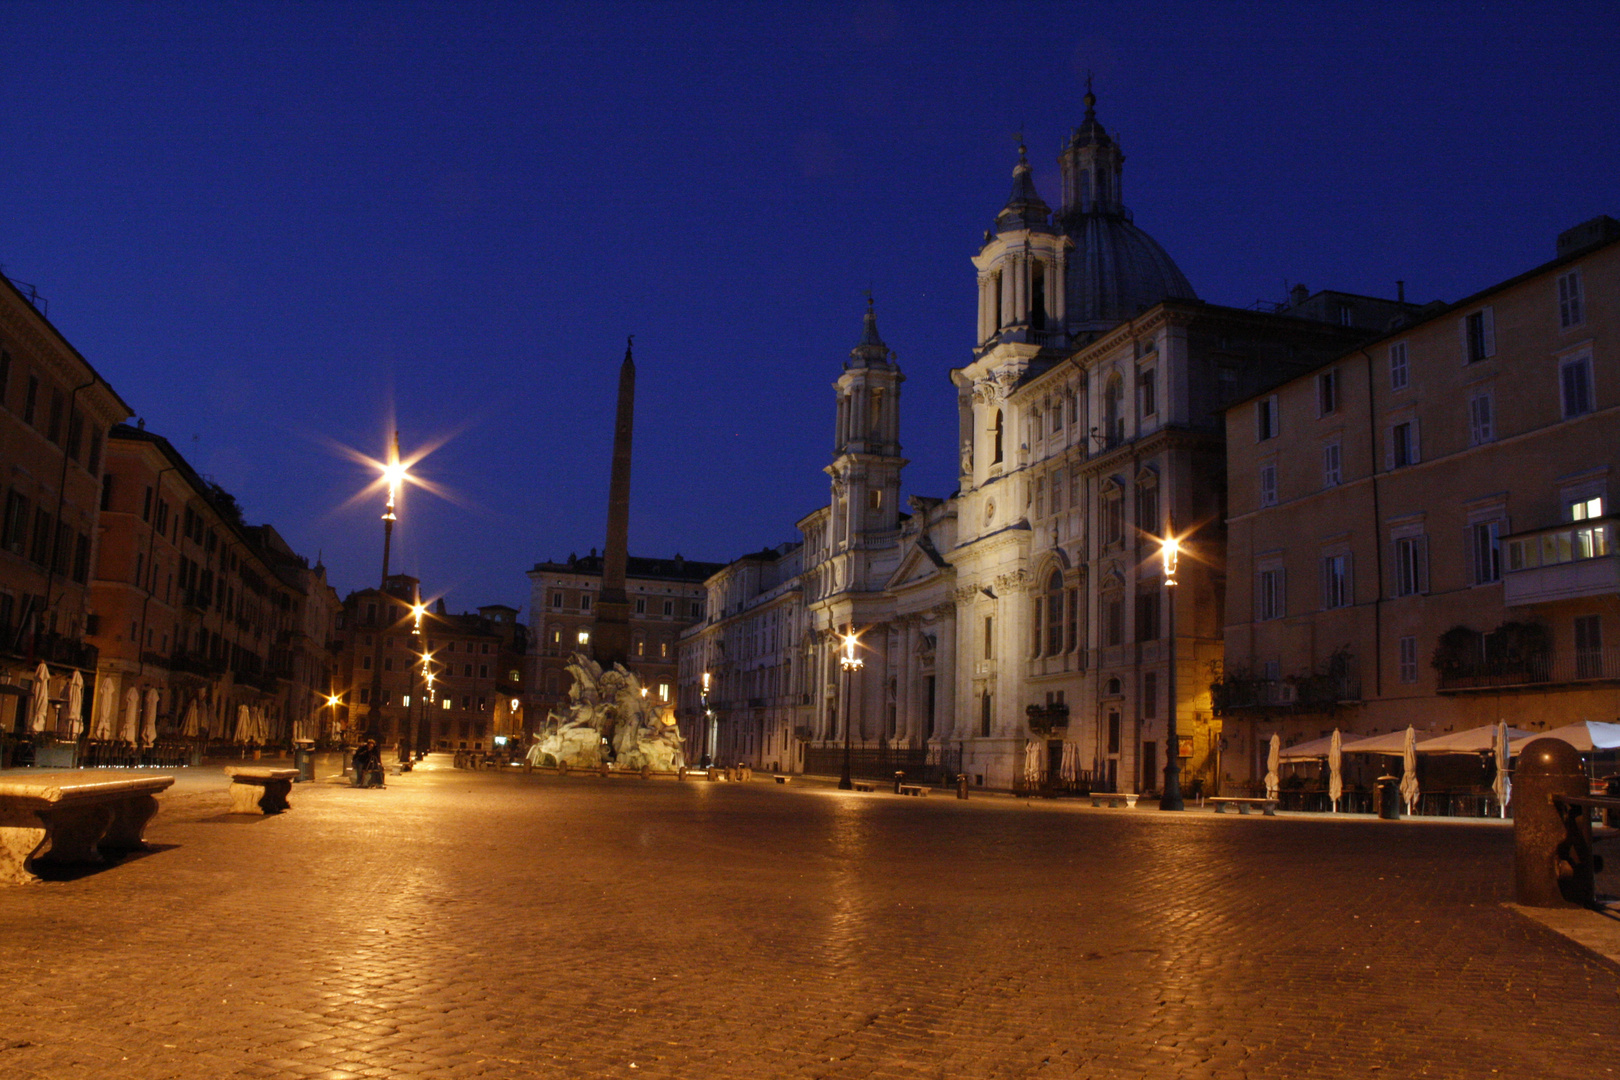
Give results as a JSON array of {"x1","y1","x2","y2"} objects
[
  {"x1": 0, "y1": 275, "x2": 131, "y2": 760},
  {"x1": 88, "y1": 424, "x2": 339, "y2": 748},
  {"x1": 1220, "y1": 217, "x2": 1620, "y2": 787}
]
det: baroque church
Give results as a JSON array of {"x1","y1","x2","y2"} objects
[{"x1": 676, "y1": 91, "x2": 1396, "y2": 791}]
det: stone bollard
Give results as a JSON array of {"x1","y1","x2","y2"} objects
[
  {"x1": 599, "y1": 762, "x2": 610, "y2": 778},
  {"x1": 956, "y1": 773, "x2": 969, "y2": 800},
  {"x1": 558, "y1": 762, "x2": 570, "y2": 776},
  {"x1": 677, "y1": 766, "x2": 687, "y2": 781},
  {"x1": 894, "y1": 771, "x2": 906, "y2": 794},
  {"x1": 641, "y1": 764, "x2": 651, "y2": 780},
  {"x1": 1513, "y1": 737, "x2": 1593, "y2": 907}
]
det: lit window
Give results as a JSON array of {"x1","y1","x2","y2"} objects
[
  {"x1": 442, "y1": 698, "x2": 451, "y2": 710},
  {"x1": 1571, "y1": 497, "x2": 1604, "y2": 521},
  {"x1": 577, "y1": 630, "x2": 590, "y2": 645}
]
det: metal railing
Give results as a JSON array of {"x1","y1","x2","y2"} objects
[
  {"x1": 1437, "y1": 645, "x2": 1620, "y2": 690},
  {"x1": 802, "y1": 744, "x2": 962, "y2": 785}
]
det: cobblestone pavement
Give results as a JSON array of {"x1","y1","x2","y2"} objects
[{"x1": 2, "y1": 762, "x2": 1617, "y2": 1080}]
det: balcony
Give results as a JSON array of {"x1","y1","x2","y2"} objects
[
  {"x1": 1212, "y1": 655, "x2": 1361, "y2": 715},
  {"x1": 1504, "y1": 519, "x2": 1618, "y2": 606},
  {"x1": 1025, "y1": 702, "x2": 1069, "y2": 734},
  {"x1": 1438, "y1": 645, "x2": 1620, "y2": 691}
]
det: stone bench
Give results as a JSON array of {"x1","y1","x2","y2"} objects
[
  {"x1": 774, "y1": 775, "x2": 790, "y2": 784},
  {"x1": 898, "y1": 784, "x2": 927, "y2": 797},
  {"x1": 0, "y1": 772, "x2": 175, "y2": 885},
  {"x1": 225, "y1": 766, "x2": 299, "y2": 815},
  {"x1": 1088, "y1": 792, "x2": 1139, "y2": 808},
  {"x1": 1210, "y1": 797, "x2": 1278, "y2": 816},
  {"x1": 853, "y1": 782, "x2": 876, "y2": 793}
]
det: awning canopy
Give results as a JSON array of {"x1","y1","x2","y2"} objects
[
  {"x1": 1416, "y1": 724, "x2": 1533, "y2": 754},
  {"x1": 1510, "y1": 721, "x2": 1620, "y2": 754}
]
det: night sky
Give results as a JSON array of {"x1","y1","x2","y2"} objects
[{"x1": 4, "y1": 2, "x2": 1617, "y2": 614}]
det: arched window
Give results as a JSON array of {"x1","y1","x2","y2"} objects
[
  {"x1": 1046, "y1": 570, "x2": 1065, "y2": 655},
  {"x1": 1031, "y1": 260, "x2": 1047, "y2": 329},
  {"x1": 992, "y1": 410, "x2": 1004, "y2": 464}
]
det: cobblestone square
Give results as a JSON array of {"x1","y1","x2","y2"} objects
[{"x1": 2, "y1": 763, "x2": 1616, "y2": 1079}]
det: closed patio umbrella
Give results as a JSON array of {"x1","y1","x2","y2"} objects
[
  {"x1": 1328, "y1": 729, "x2": 1343, "y2": 812},
  {"x1": 236, "y1": 704, "x2": 250, "y2": 743},
  {"x1": 65, "y1": 670, "x2": 84, "y2": 738},
  {"x1": 182, "y1": 699, "x2": 200, "y2": 738},
  {"x1": 142, "y1": 688, "x2": 159, "y2": 745},
  {"x1": 92, "y1": 674, "x2": 118, "y2": 739},
  {"x1": 29, "y1": 662, "x2": 51, "y2": 733},
  {"x1": 1493, "y1": 720, "x2": 1511, "y2": 818},
  {"x1": 1264, "y1": 733, "x2": 1280, "y2": 801},
  {"x1": 1399, "y1": 725, "x2": 1420, "y2": 814},
  {"x1": 1023, "y1": 739, "x2": 1044, "y2": 784},
  {"x1": 1060, "y1": 741, "x2": 1078, "y2": 783},
  {"x1": 121, "y1": 687, "x2": 140, "y2": 742}
]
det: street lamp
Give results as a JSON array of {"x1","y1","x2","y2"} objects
[
  {"x1": 411, "y1": 647, "x2": 434, "y2": 762},
  {"x1": 700, "y1": 670, "x2": 712, "y2": 767},
  {"x1": 365, "y1": 431, "x2": 409, "y2": 742},
  {"x1": 1159, "y1": 526, "x2": 1185, "y2": 812},
  {"x1": 837, "y1": 626, "x2": 863, "y2": 791}
]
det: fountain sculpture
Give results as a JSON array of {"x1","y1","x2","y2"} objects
[{"x1": 528, "y1": 653, "x2": 685, "y2": 771}]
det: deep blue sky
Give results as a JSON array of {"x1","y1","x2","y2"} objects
[{"x1": 4, "y1": 1, "x2": 1617, "y2": 613}]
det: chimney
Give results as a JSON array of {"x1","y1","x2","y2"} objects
[
  {"x1": 1557, "y1": 216, "x2": 1620, "y2": 259},
  {"x1": 1396, "y1": 280, "x2": 1405, "y2": 303}
]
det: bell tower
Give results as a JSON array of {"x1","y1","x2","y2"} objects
[
  {"x1": 828, "y1": 297, "x2": 906, "y2": 554},
  {"x1": 1057, "y1": 79, "x2": 1126, "y2": 226}
]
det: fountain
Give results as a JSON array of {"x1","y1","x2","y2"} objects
[{"x1": 527, "y1": 653, "x2": 685, "y2": 771}]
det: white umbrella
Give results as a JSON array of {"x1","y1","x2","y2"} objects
[
  {"x1": 1399, "y1": 725, "x2": 1419, "y2": 814},
  {"x1": 1023, "y1": 740, "x2": 1044, "y2": 784},
  {"x1": 29, "y1": 662, "x2": 51, "y2": 733},
  {"x1": 65, "y1": 670, "x2": 84, "y2": 738},
  {"x1": 1328, "y1": 729, "x2": 1343, "y2": 812},
  {"x1": 236, "y1": 704, "x2": 250, "y2": 743},
  {"x1": 142, "y1": 688, "x2": 159, "y2": 745},
  {"x1": 1060, "y1": 741, "x2": 1078, "y2": 783},
  {"x1": 121, "y1": 687, "x2": 140, "y2": 742},
  {"x1": 182, "y1": 699, "x2": 200, "y2": 738},
  {"x1": 1493, "y1": 720, "x2": 1511, "y2": 818},
  {"x1": 92, "y1": 674, "x2": 118, "y2": 739},
  {"x1": 1264, "y1": 733, "x2": 1280, "y2": 801}
]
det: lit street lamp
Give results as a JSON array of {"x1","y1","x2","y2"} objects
[
  {"x1": 365, "y1": 432, "x2": 408, "y2": 742},
  {"x1": 1159, "y1": 526, "x2": 1185, "y2": 812},
  {"x1": 837, "y1": 627, "x2": 863, "y2": 791}
]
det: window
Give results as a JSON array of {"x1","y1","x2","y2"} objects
[
  {"x1": 1470, "y1": 520, "x2": 1503, "y2": 585},
  {"x1": 552, "y1": 592, "x2": 562, "y2": 608},
  {"x1": 23, "y1": 375, "x2": 38, "y2": 425},
  {"x1": 983, "y1": 615, "x2": 993, "y2": 660},
  {"x1": 1102, "y1": 486, "x2": 1124, "y2": 545},
  {"x1": 1256, "y1": 395, "x2": 1279, "y2": 441},
  {"x1": 1463, "y1": 307, "x2": 1495, "y2": 363},
  {"x1": 463, "y1": 664, "x2": 472, "y2": 677},
  {"x1": 1136, "y1": 482, "x2": 1158, "y2": 536},
  {"x1": 3, "y1": 491, "x2": 29, "y2": 554},
  {"x1": 991, "y1": 409, "x2": 1004, "y2": 465},
  {"x1": 1259, "y1": 464, "x2": 1277, "y2": 508},
  {"x1": 1390, "y1": 420, "x2": 1418, "y2": 468},
  {"x1": 1135, "y1": 585, "x2": 1160, "y2": 642},
  {"x1": 1560, "y1": 356, "x2": 1594, "y2": 418},
  {"x1": 442, "y1": 697, "x2": 452, "y2": 711},
  {"x1": 1051, "y1": 469, "x2": 1065, "y2": 514},
  {"x1": 663, "y1": 599, "x2": 674, "y2": 616},
  {"x1": 1045, "y1": 570, "x2": 1064, "y2": 655},
  {"x1": 1575, "y1": 615, "x2": 1603, "y2": 679},
  {"x1": 0, "y1": 350, "x2": 8, "y2": 405},
  {"x1": 1398, "y1": 636, "x2": 1418, "y2": 683},
  {"x1": 1558, "y1": 270, "x2": 1584, "y2": 329},
  {"x1": 1468, "y1": 391, "x2": 1494, "y2": 445},
  {"x1": 980, "y1": 692, "x2": 992, "y2": 738},
  {"x1": 1572, "y1": 496, "x2": 1604, "y2": 521},
  {"x1": 1394, "y1": 535, "x2": 1429, "y2": 596},
  {"x1": 1321, "y1": 554, "x2": 1351, "y2": 609},
  {"x1": 1103, "y1": 377, "x2": 1123, "y2": 445},
  {"x1": 1317, "y1": 369, "x2": 1338, "y2": 416},
  {"x1": 1257, "y1": 566, "x2": 1285, "y2": 621},
  {"x1": 1104, "y1": 594, "x2": 1124, "y2": 645},
  {"x1": 1141, "y1": 672, "x2": 1157, "y2": 719},
  {"x1": 1323, "y1": 441, "x2": 1341, "y2": 488},
  {"x1": 581, "y1": 594, "x2": 592, "y2": 611},
  {"x1": 1389, "y1": 341, "x2": 1409, "y2": 391},
  {"x1": 635, "y1": 598, "x2": 646, "y2": 614},
  {"x1": 1138, "y1": 368, "x2": 1157, "y2": 419},
  {"x1": 479, "y1": 665, "x2": 488, "y2": 678},
  {"x1": 360, "y1": 688, "x2": 371, "y2": 704}
]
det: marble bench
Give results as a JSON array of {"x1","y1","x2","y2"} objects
[
  {"x1": 1088, "y1": 792, "x2": 1140, "y2": 808},
  {"x1": 0, "y1": 772, "x2": 175, "y2": 885},
  {"x1": 1210, "y1": 797, "x2": 1278, "y2": 816},
  {"x1": 898, "y1": 784, "x2": 928, "y2": 797},
  {"x1": 225, "y1": 766, "x2": 298, "y2": 815}
]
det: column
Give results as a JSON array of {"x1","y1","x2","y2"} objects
[
  {"x1": 896, "y1": 620, "x2": 914, "y2": 745},
  {"x1": 1000, "y1": 263, "x2": 1014, "y2": 328},
  {"x1": 1051, "y1": 252, "x2": 1067, "y2": 324}
]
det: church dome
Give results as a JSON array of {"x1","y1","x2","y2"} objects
[{"x1": 1064, "y1": 214, "x2": 1196, "y2": 327}]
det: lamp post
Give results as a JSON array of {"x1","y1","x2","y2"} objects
[
  {"x1": 1159, "y1": 526, "x2": 1185, "y2": 812},
  {"x1": 365, "y1": 431, "x2": 408, "y2": 742},
  {"x1": 837, "y1": 626, "x2": 863, "y2": 791},
  {"x1": 402, "y1": 597, "x2": 426, "y2": 765},
  {"x1": 413, "y1": 647, "x2": 434, "y2": 763},
  {"x1": 700, "y1": 669, "x2": 712, "y2": 768}
]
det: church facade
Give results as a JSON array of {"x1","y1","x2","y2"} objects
[{"x1": 678, "y1": 92, "x2": 1403, "y2": 792}]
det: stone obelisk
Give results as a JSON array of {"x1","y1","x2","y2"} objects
[{"x1": 592, "y1": 336, "x2": 635, "y2": 669}]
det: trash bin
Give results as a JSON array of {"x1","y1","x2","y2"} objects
[
  {"x1": 293, "y1": 745, "x2": 314, "y2": 783},
  {"x1": 894, "y1": 771, "x2": 906, "y2": 794},
  {"x1": 1376, "y1": 775, "x2": 1401, "y2": 819},
  {"x1": 956, "y1": 773, "x2": 970, "y2": 800}
]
